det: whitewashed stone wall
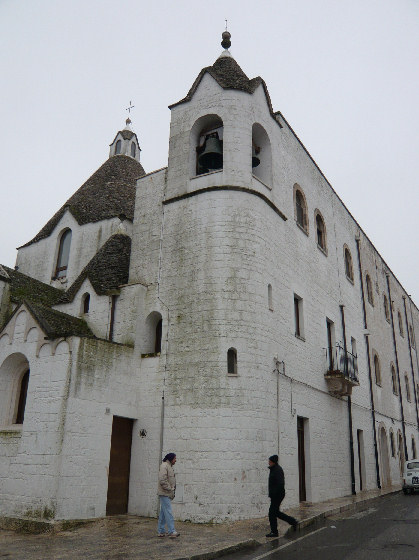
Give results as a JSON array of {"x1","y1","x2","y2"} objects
[{"x1": 16, "y1": 212, "x2": 131, "y2": 287}]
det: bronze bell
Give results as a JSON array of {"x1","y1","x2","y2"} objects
[
  {"x1": 252, "y1": 146, "x2": 261, "y2": 168},
  {"x1": 198, "y1": 134, "x2": 223, "y2": 171}
]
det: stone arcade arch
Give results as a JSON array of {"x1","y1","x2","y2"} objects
[
  {"x1": 190, "y1": 114, "x2": 224, "y2": 177},
  {"x1": 0, "y1": 352, "x2": 30, "y2": 426},
  {"x1": 251, "y1": 123, "x2": 272, "y2": 187}
]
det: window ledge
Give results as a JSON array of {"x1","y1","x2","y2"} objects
[
  {"x1": 295, "y1": 334, "x2": 305, "y2": 342},
  {"x1": 345, "y1": 274, "x2": 354, "y2": 285},
  {"x1": 191, "y1": 169, "x2": 223, "y2": 180},
  {"x1": 252, "y1": 174, "x2": 272, "y2": 191},
  {"x1": 317, "y1": 244, "x2": 328, "y2": 257},
  {"x1": 141, "y1": 352, "x2": 161, "y2": 359},
  {"x1": 227, "y1": 373, "x2": 238, "y2": 377},
  {"x1": 296, "y1": 221, "x2": 309, "y2": 236},
  {"x1": 0, "y1": 425, "x2": 22, "y2": 435}
]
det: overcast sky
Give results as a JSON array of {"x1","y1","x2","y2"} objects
[{"x1": 1, "y1": 0, "x2": 418, "y2": 303}]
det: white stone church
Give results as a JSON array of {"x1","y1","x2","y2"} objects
[{"x1": 1, "y1": 32, "x2": 418, "y2": 527}]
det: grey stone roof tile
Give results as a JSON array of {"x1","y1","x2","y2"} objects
[
  {"x1": 61, "y1": 233, "x2": 131, "y2": 302},
  {"x1": 20, "y1": 155, "x2": 145, "y2": 248}
]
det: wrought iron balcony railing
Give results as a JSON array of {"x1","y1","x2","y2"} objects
[{"x1": 324, "y1": 344, "x2": 359, "y2": 396}]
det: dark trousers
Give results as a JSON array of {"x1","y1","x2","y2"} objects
[{"x1": 269, "y1": 495, "x2": 297, "y2": 533}]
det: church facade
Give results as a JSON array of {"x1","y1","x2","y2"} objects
[{"x1": 1, "y1": 33, "x2": 418, "y2": 526}]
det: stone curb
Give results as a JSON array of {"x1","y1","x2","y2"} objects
[
  {"x1": 172, "y1": 488, "x2": 401, "y2": 560},
  {"x1": 174, "y1": 539, "x2": 260, "y2": 560}
]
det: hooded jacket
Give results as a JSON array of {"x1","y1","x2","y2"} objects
[{"x1": 158, "y1": 460, "x2": 176, "y2": 499}]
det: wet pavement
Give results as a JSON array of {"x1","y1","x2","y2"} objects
[{"x1": 0, "y1": 485, "x2": 401, "y2": 560}]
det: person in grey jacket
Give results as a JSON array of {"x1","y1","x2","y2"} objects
[
  {"x1": 266, "y1": 454, "x2": 298, "y2": 537},
  {"x1": 157, "y1": 453, "x2": 180, "y2": 538}
]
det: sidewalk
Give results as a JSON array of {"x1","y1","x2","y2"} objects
[{"x1": 0, "y1": 485, "x2": 401, "y2": 560}]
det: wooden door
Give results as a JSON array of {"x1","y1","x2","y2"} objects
[
  {"x1": 106, "y1": 416, "x2": 133, "y2": 515},
  {"x1": 297, "y1": 417, "x2": 306, "y2": 502}
]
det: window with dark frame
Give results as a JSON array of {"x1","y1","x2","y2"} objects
[
  {"x1": 344, "y1": 248, "x2": 353, "y2": 281},
  {"x1": 294, "y1": 295, "x2": 303, "y2": 338},
  {"x1": 15, "y1": 369, "x2": 29, "y2": 425},
  {"x1": 55, "y1": 229, "x2": 72, "y2": 279},
  {"x1": 83, "y1": 294, "x2": 90, "y2": 314},
  {"x1": 155, "y1": 319, "x2": 162, "y2": 354},
  {"x1": 391, "y1": 365, "x2": 398, "y2": 395},
  {"x1": 227, "y1": 348, "x2": 237, "y2": 375},
  {"x1": 115, "y1": 139, "x2": 122, "y2": 154},
  {"x1": 131, "y1": 142, "x2": 136, "y2": 158},
  {"x1": 316, "y1": 214, "x2": 326, "y2": 250},
  {"x1": 366, "y1": 275, "x2": 374, "y2": 305},
  {"x1": 374, "y1": 354, "x2": 381, "y2": 385},
  {"x1": 295, "y1": 191, "x2": 305, "y2": 229}
]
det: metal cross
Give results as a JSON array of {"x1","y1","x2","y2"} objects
[
  {"x1": 126, "y1": 101, "x2": 135, "y2": 114},
  {"x1": 225, "y1": 19, "x2": 228, "y2": 31}
]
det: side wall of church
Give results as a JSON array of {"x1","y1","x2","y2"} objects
[{"x1": 0, "y1": 310, "x2": 72, "y2": 520}]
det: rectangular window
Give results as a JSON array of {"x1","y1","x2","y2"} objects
[{"x1": 294, "y1": 294, "x2": 304, "y2": 339}]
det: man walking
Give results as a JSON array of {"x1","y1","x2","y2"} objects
[
  {"x1": 266, "y1": 454, "x2": 298, "y2": 537},
  {"x1": 157, "y1": 452, "x2": 180, "y2": 538}
]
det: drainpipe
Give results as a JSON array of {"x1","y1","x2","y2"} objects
[
  {"x1": 403, "y1": 296, "x2": 419, "y2": 436},
  {"x1": 340, "y1": 304, "x2": 356, "y2": 495},
  {"x1": 386, "y1": 274, "x2": 409, "y2": 461},
  {"x1": 355, "y1": 238, "x2": 381, "y2": 488}
]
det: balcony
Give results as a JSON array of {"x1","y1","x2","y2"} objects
[{"x1": 324, "y1": 344, "x2": 359, "y2": 397}]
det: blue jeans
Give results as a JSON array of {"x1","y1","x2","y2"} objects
[{"x1": 158, "y1": 496, "x2": 175, "y2": 534}]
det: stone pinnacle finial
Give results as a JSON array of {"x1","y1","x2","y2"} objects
[
  {"x1": 221, "y1": 30, "x2": 231, "y2": 50},
  {"x1": 126, "y1": 117, "x2": 132, "y2": 126}
]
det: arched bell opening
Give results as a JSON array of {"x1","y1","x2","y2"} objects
[
  {"x1": 190, "y1": 114, "x2": 224, "y2": 177},
  {"x1": 252, "y1": 123, "x2": 272, "y2": 187}
]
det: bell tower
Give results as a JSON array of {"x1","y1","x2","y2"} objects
[
  {"x1": 166, "y1": 30, "x2": 275, "y2": 200},
  {"x1": 109, "y1": 118, "x2": 142, "y2": 163}
]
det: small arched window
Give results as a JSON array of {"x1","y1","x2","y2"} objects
[
  {"x1": 405, "y1": 374, "x2": 411, "y2": 401},
  {"x1": 15, "y1": 369, "x2": 30, "y2": 425},
  {"x1": 193, "y1": 116, "x2": 223, "y2": 176},
  {"x1": 391, "y1": 364, "x2": 398, "y2": 395},
  {"x1": 383, "y1": 294, "x2": 390, "y2": 322},
  {"x1": 412, "y1": 437, "x2": 417, "y2": 459},
  {"x1": 268, "y1": 284, "x2": 273, "y2": 311},
  {"x1": 55, "y1": 229, "x2": 72, "y2": 278},
  {"x1": 374, "y1": 354, "x2": 381, "y2": 386},
  {"x1": 366, "y1": 275, "x2": 374, "y2": 306},
  {"x1": 344, "y1": 246, "x2": 354, "y2": 282},
  {"x1": 294, "y1": 188, "x2": 308, "y2": 232},
  {"x1": 315, "y1": 212, "x2": 326, "y2": 251},
  {"x1": 252, "y1": 123, "x2": 272, "y2": 186},
  {"x1": 131, "y1": 142, "x2": 136, "y2": 158},
  {"x1": 398, "y1": 311, "x2": 404, "y2": 337},
  {"x1": 82, "y1": 293, "x2": 90, "y2": 314},
  {"x1": 115, "y1": 139, "x2": 122, "y2": 155},
  {"x1": 155, "y1": 319, "x2": 162, "y2": 354},
  {"x1": 227, "y1": 348, "x2": 237, "y2": 375},
  {"x1": 390, "y1": 430, "x2": 396, "y2": 457}
]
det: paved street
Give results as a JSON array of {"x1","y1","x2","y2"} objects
[
  {"x1": 0, "y1": 487, "x2": 405, "y2": 560},
  {"x1": 221, "y1": 492, "x2": 419, "y2": 560}
]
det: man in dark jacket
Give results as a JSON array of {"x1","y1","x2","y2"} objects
[{"x1": 266, "y1": 454, "x2": 298, "y2": 537}]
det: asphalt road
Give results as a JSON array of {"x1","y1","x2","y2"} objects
[{"x1": 222, "y1": 491, "x2": 419, "y2": 560}]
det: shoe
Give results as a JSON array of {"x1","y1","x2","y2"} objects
[
  {"x1": 266, "y1": 532, "x2": 279, "y2": 538},
  {"x1": 169, "y1": 531, "x2": 180, "y2": 538},
  {"x1": 291, "y1": 520, "x2": 299, "y2": 531},
  {"x1": 157, "y1": 533, "x2": 165, "y2": 537}
]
